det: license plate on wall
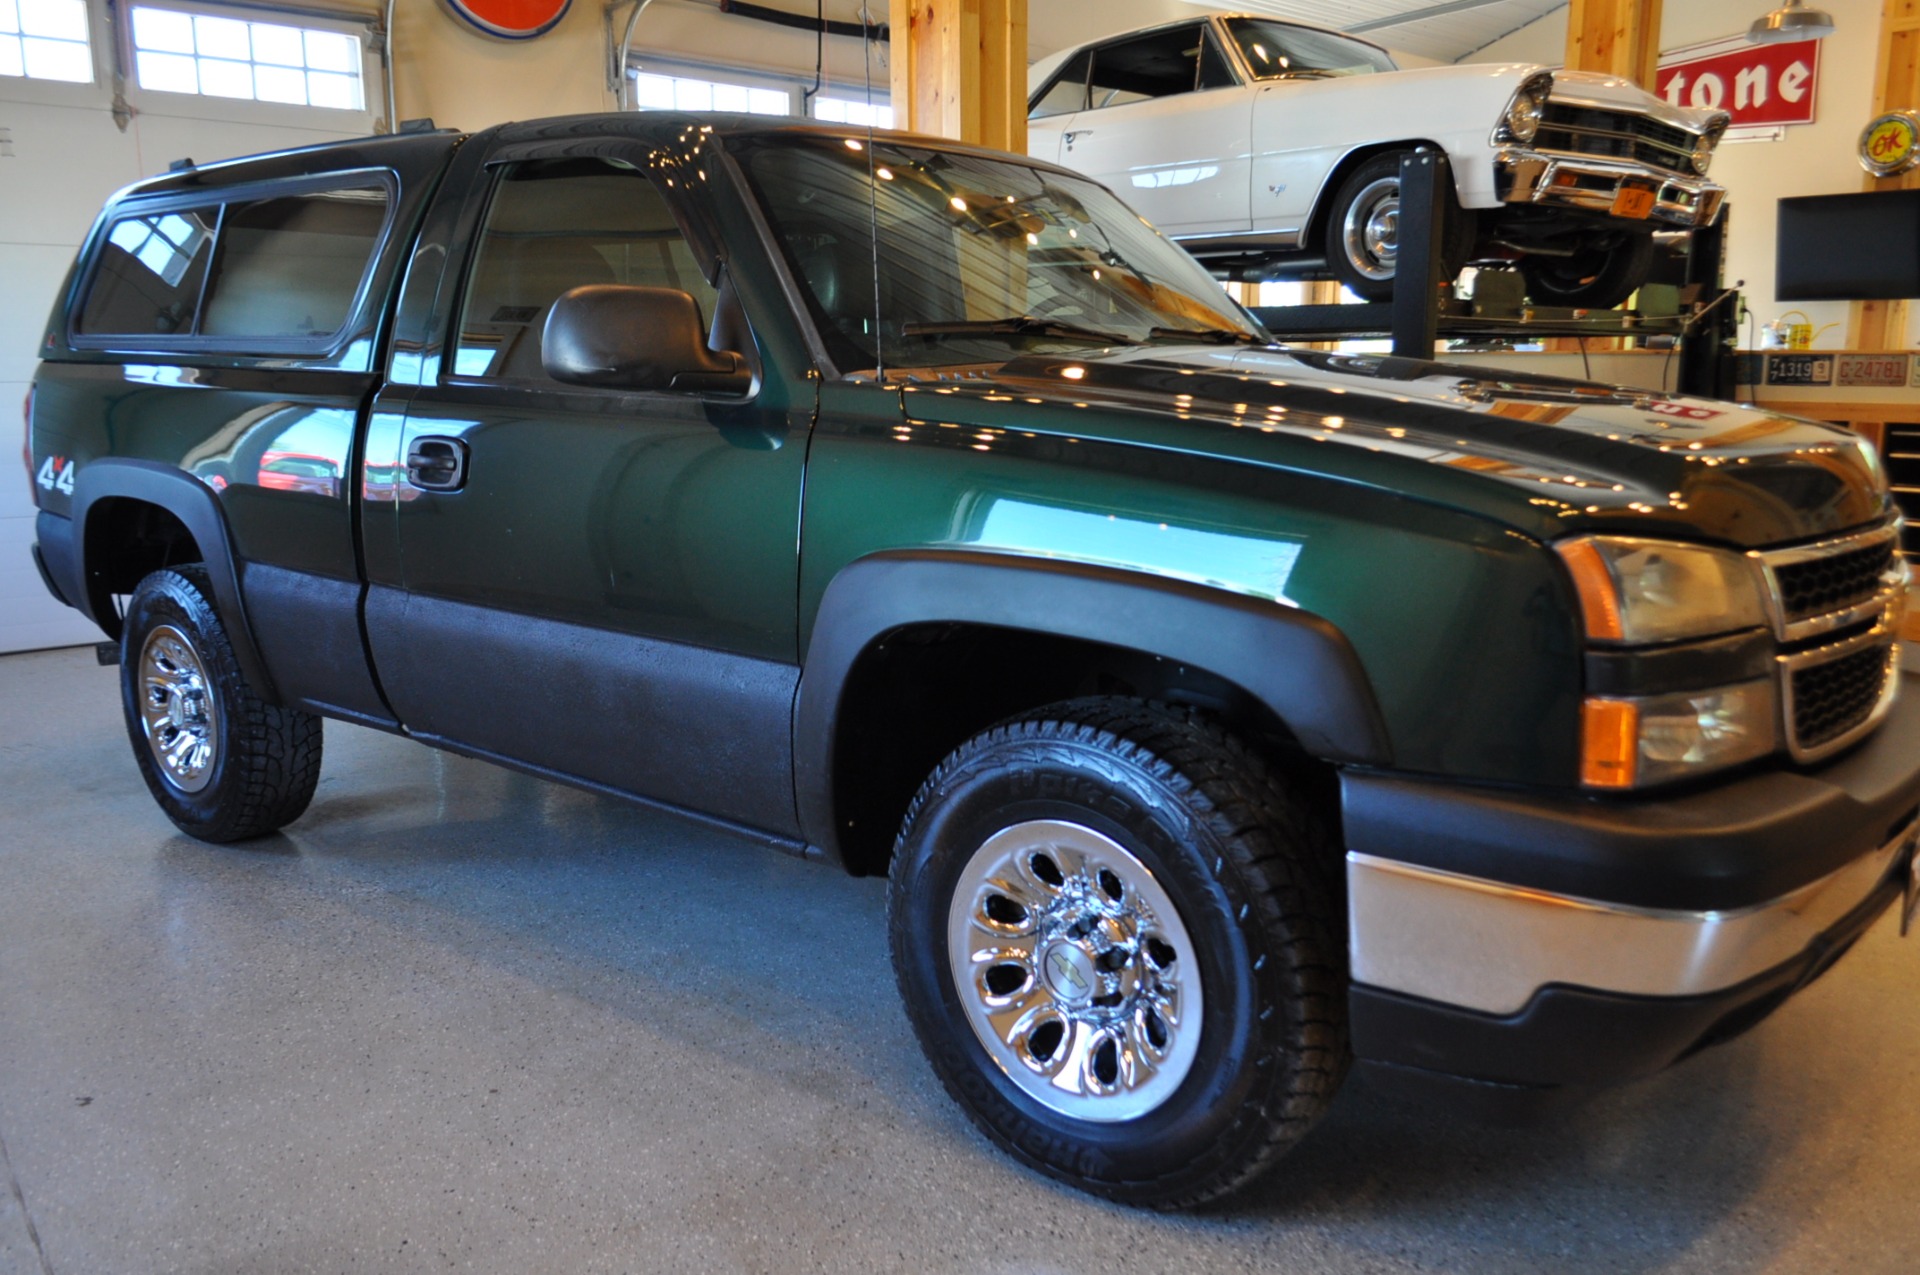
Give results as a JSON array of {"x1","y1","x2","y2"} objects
[{"x1": 1612, "y1": 186, "x2": 1657, "y2": 219}]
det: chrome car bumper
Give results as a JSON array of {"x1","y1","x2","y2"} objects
[
  {"x1": 1494, "y1": 148, "x2": 1727, "y2": 229},
  {"x1": 1348, "y1": 822, "x2": 1915, "y2": 1017}
]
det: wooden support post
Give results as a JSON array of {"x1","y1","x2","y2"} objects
[
  {"x1": 888, "y1": 0, "x2": 1027, "y2": 153},
  {"x1": 1850, "y1": 1, "x2": 1920, "y2": 349},
  {"x1": 1566, "y1": 0, "x2": 1665, "y2": 87}
]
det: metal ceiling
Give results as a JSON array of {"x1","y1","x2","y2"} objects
[{"x1": 1187, "y1": 0, "x2": 1569, "y2": 63}]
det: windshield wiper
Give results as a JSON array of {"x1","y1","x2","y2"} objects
[
  {"x1": 1145, "y1": 326, "x2": 1270, "y2": 347},
  {"x1": 900, "y1": 316, "x2": 1140, "y2": 345}
]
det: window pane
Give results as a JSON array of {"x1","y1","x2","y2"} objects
[
  {"x1": 200, "y1": 187, "x2": 389, "y2": 338},
  {"x1": 306, "y1": 69, "x2": 356, "y2": 109},
  {"x1": 21, "y1": 0, "x2": 86, "y2": 42},
  {"x1": 454, "y1": 160, "x2": 717, "y2": 382},
  {"x1": 632, "y1": 72, "x2": 674, "y2": 110},
  {"x1": 254, "y1": 62, "x2": 304, "y2": 104},
  {"x1": 131, "y1": 7, "x2": 193, "y2": 54},
  {"x1": 197, "y1": 56, "x2": 251, "y2": 98},
  {"x1": 250, "y1": 22, "x2": 303, "y2": 67},
  {"x1": 710, "y1": 82, "x2": 748, "y2": 113},
  {"x1": 671, "y1": 79, "x2": 712, "y2": 111},
  {"x1": 0, "y1": 39, "x2": 19, "y2": 78},
  {"x1": 0, "y1": 6, "x2": 18, "y2": 36},
  {"x1": 135, "y1": 48, "x2": 197, "y2": 93},
  {"x1": 79, "y1": 206, "x2": 218, "y2": 335},
  {"x1": 22, "y1": 33, "x2": 87, "y2": 80},
  {"x1": 748, "y1": 87, "x2": 790, "y2": 116},
  {"x1": 191, "y1": 14, "x2": 248, "y2": 61},
  {"x1": 302, "y1": 29, "x2": 354, "y2": 73}
]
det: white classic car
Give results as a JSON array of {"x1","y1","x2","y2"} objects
[{"x1": 1028, "y1": 14, "x2": 1731, "y2": 307}]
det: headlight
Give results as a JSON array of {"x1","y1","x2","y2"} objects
[
  {"x1": 1692, "y1": 135, "x2": 1716, "y2": 175},
  {"x1": 1496, "y1": 73, "x2": 1552, "y2": 145},
  {"x1": 1557, "y1": 535, "x2": 1769, "y2": 644},
  {"x1": 1582, "y1": 679, "x2": 1778, "y2": 788}
]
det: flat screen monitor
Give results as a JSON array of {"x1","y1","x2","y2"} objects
[{"x1": 1777, "y1": 190, "x2": 1920, "y2": 301}]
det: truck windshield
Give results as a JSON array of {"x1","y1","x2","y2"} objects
[
  {"x1": 739, "y1": 135, "x2": 1264, "y2": 371},
  {"x1": 1224, "y1": 19, "x2": 1396, "y2": 78}
]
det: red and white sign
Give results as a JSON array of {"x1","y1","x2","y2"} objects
[
  {"x1": 442, "y1": 0, "x2": 572, "y2": 41},
  {"x1": 1656, "y1": 36, "x2": 1819, "y2": 134}
]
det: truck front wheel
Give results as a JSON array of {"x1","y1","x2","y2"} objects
[
  {"x1": 120, "y1": 566, "x2": 322, "y2": 842},
  {"x1": 886, "y1": 698, "x2": 1347, "y2": 1208}
]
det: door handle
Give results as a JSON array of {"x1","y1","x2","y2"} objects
[
  {"x1": 1063, "y1": 129, "x2": 1092, "y2": 146},
  {"x1": 405, "y1": 436, "x2": 468, "y2": 492}
]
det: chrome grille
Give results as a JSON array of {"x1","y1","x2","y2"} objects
[
  {"x1": 1537, "y1": 103, "x2": 1698, "y2": 175},
  {"x1": 1759, "y1": 520, "x2": 1906, "y2": 762},
  {"x1": 1790, "y1": 643, "x2": 1894, "y2": 751},
  {"x1": 1772, "y1": 536, "x2": 1898, "y2": 624}
]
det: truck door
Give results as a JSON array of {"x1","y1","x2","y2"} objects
[{"x1": 361, "y1": 137, "x2": 808, "y2": 838}]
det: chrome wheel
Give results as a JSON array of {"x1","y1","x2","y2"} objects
[
  {"x1": 1341, "y1": 175, "x2": 1400, "y2": 282},
  {"x1": 137, "y1": 623, "x2": 219, "y2": 793},
  {"x1": 947, "y1": 819, "x2": 1202, "y2": 1123}
]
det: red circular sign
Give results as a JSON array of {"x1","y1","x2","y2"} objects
[{"x1": 443, "y1": 0, "x2": 572, "y2": 40}]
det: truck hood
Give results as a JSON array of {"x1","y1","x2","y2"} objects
[{"x1": 890, "y1": 343, "x2": 1890, "y2": 549}]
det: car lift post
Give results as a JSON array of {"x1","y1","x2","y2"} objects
[{"x1": 1392, "y1": 150, "x2": 1448, "y2": 362}]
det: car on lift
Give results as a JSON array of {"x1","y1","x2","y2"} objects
[{"x1": 1028, "y1": 12, "x2": 1730, "y2": 307}]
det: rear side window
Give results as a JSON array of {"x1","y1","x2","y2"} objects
[
  {"x1": 201, "y1": 187, "x2": 388, "y2": 338},
  {"x1": 74, "y1": 179, "x2": 390, "y2": 345},
  {"x1": 78, "y1": 206, "x2": 218, "y2": 335}
]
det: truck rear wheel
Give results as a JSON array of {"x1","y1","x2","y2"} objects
[
  {"x1": 886, "y1": 698, "x2": 1347, "y2": 1209},
  {"x1": 121, "y1": 566, "x2": 322, "y2": 842}
]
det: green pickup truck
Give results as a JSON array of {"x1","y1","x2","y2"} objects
[{"x1": 24, "y1": 114, "x2": 1920, "y2": 1209}]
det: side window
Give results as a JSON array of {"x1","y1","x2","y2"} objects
[
  {"x1": 1087, "y1": 24, "x2": 1208, "y2": 110},
  {"x1": 452, "y1": 158, "x2": 716, "y2": 382},
  {"x1": 200, "y1": 187, "x2": 389, "y2": 338},
  {"x1": 1197, "y1": 32, "x2": 1236, "y2": 90},
  {"x1": 78, "y1": 206, "x2": 219, "y2": 335},
  {"x1": 1029, "y1": 50, "x2": 1089, "y2": 119}
]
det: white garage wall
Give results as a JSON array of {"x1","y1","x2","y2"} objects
[
  {"x1": 2, "y1": 0, "x2": 377, "y2": 654},
  {"x1": 1468, "y1": 0, "x2": 1891, "y2": 347}
]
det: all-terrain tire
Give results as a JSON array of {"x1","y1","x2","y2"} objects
[
  {"x1": 120, "y1": 565, "x2": 322, "y2": 842},
  {"x1": 887, "y1": 697, "x2": 1347, "y2": 1209}
]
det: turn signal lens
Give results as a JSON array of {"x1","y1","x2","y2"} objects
[
  {"x1": 1559, "y1": 538, "x2": 1624, "y2": 641},
  {"x1": 1581, "y1": 698, "x2": 1640, "y2": 788}
]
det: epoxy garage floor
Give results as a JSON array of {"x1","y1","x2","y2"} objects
[{"x1": 2, "y1": 645, "x2": 1919, "y2": 1275}]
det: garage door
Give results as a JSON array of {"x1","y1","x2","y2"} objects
[{"x1": 3, "y1": 0, "x2": 380, "y2": 653}]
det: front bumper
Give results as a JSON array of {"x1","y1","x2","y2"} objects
[
  {"x1": 1343, "y1": 668, "x2": 1920, "y2": 1092},
  {"x1": 1495, "y1": 147, "x2": 1726, "y2": 229}
]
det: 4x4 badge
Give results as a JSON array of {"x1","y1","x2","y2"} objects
[{"x1": 35, "y1": 456, "x2": 75, "y2": 496}]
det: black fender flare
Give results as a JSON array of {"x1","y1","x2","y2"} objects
[
  {"x1": 69, "y1": 458, "x2": 279, "y2": 701},
  {"x1": 792, "y1": 548, "x2": 1391, "y2": 858}
]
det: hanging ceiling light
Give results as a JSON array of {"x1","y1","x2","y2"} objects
[{"x1": 1748, "y1": 0, "x2": 1837, "y2": 44}]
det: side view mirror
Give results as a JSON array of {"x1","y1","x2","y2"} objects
[{"x1": 542, "y1": 285, "x2": 752, "y2": 395}]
